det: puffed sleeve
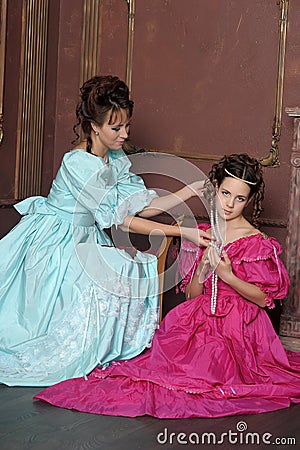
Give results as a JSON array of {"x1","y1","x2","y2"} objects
[
  {"x1": 58, "y1": 150, "x2": 158, "y2": 229},
  {"x1": 109, "y1": 150, "x2": 158, "y2": 222},
  {"x1": 178, "y1": 223, "x2": 210, "y2": 292},
  {"x1": 232, "y1": 236, "x2": 290, "y2": 309},
  {"x1": 58, "y1": 151, "x2": 118, "y2": 228}
]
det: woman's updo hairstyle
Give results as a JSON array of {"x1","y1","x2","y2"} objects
[
  {"x1": 73, "y1": 75, "x2": 134, "y2": 153},
  {"x1": 208, "y1": 153, "x2": 265, "y2": 228}
]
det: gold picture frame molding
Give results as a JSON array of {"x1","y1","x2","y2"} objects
[
  {"x1": 125, "y1": 0, "x2": 289, "y2": 166},
  {"x1": 260, "y1": 0, "x2": 289, "y2": 167}
]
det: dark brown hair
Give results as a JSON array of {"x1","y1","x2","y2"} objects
[
  {"x1": 209, "y1": 153, "x2": 265, "y2": 228},
  {"x1": 73, "y1": 75, "x2": 134, "y2": 153}
]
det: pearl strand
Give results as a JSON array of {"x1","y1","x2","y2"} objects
[
  {"x1": 211, "y1": 271, "x2": 218, "y2": 314},
  {"x1": 209, "y1": 194, "x2": 224, "y2": 314}
]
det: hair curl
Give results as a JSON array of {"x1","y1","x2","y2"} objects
[
  {"x1": 208, "y1": 153, "x2": 265, "y2": 228},
  {"x1": 72, "y1": 75, "x2": 134, "y2": 153}
]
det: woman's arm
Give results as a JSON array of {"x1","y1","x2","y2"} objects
[
  {"x1": 138, "y1": 181, "x2": 205, "y2": 218},
  {"x1": 184, "y1": 247, "x2": 210, "y2": 299},
  {"x1": 185, "y1": 275, "x2": 204, "y2": 300},
  {"x1": 121, "y1": 215, "x2": 212, "y2": 248},
  {"x1": 225, "y1": 274, "x2": 266, "y2": 307}
]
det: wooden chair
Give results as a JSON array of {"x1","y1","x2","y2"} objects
[
  {"x1": 156, "y1": 215, "x2": 184, "y2": 322},
  {"x1": 119, "y1": 215, "x2": 183, "y2": 323}
]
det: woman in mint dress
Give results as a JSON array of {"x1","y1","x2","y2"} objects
[{"x1": 0, "y1": 75, "x2": 210, "y2": 386}]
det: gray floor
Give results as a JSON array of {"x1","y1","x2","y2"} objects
[{"x1": 0, "y1": 384, "x2": 299, "y2": 450}]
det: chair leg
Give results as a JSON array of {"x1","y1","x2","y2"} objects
[
  {"x1": 156, "y1": 215, "x2": 184, "y2": 322},
  {"x1": 157, "y1": 236, "x2": 173, "y2": 322}
]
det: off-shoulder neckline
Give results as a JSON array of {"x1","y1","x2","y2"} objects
[
  {"x1": 200, "y1": 223, "x2": 267, "y2": 247},
  {"x1": 224, "y1": 232, "x2": 267, "y2": 248}
]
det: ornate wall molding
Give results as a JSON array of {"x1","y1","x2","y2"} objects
[
  {"x1": 80, "y1": 0, "x2": 102, "y2": 86},
  {"x1": 125, "y1": 0, "x2": 135, "y2": 93},
  {"x1": 0, "y1": 0, "x2": 7, "y2": 145},
  {"x1": 81, "y1": 0, "x2": 132, "y2": 88},
  {"x1": 15, "y1": 0, "x2": 49, "y2": 199},
  {"x1": 280, "y1": 107, "x2": 300, "y2": 351}
]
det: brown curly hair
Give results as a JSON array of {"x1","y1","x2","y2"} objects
[
  {"x1": 72, "y1": 75, "x2": 134, "y2": 154},
  {"x1": 208, "y1": 153, "x2": 265, "y2": 228}
]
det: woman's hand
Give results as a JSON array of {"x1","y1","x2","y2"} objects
[
  {"x1": 208, "y1": 248, "x2": 233, "y2": 283},
  {"x1": 181, "y1": 227, "x2": 212, "y2": 247},
  {"x1": 186, "y1": 180, "x2": 207, "y2": 198},
  {"x1": 196, "y1": 247, "x2": 211, "y2": 283},
  {"x1": 208, "y1": 248, "x2": 267, "y2": 307}
]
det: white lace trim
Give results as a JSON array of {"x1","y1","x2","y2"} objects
[{"x1": 0, "y1": 283, "x2": 159, "y2": 383}]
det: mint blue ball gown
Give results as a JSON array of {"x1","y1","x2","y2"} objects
[{"x1": 0, "y1": 149, "x2": 159, "y2": 386}]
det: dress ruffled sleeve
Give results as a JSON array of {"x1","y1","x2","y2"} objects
[
  {"x1": 58, "y1": 150, "x2": 157, "y2": 229},
  {"x1": 232, "y1": 235, "x2": 290, "y2": 309},
  {"x1": 59, "y1": 151, "x2": 117, "y2": 228},
  {"x1": 110, "y1": 150, "x2": 158, "y2": 223}
]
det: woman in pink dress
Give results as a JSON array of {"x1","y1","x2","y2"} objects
[{"x1": 34, "y1": 153, "x2": 300, "y2": 418}]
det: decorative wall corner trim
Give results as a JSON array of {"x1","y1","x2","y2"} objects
[{"x1": 280, "y1": 107, "x2": 300, "y2": 351}]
